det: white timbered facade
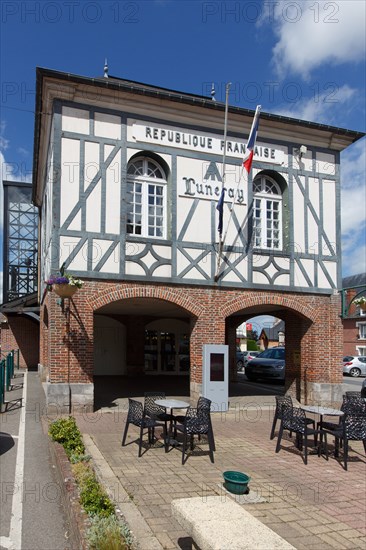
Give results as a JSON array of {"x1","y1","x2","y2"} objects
[{"x1": 33, "y1": 68, "x2": 364, "y2": 410}]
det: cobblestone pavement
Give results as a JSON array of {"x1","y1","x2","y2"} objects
[{"x1": 75, "y1": 404, "x2": 366, "y2": 550}]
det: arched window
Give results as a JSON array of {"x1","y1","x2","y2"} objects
[
  {"x1": 253, "y1": 174, "x2": 282, "y2": 250},
  {"x1": 126, "y1": 156, "x2": 167, "y2": 238}
]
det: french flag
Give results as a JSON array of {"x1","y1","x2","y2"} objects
[{"x1": 242, "y1": 105, "x2": 261, "y2": 174}]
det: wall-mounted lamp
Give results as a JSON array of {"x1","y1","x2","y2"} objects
[
  {"x1": 299, "y1": 145, "x2": 307, "y2": 157},
  {"x1": 294, "y1": 145, "x2": 307, "y2": 159}
]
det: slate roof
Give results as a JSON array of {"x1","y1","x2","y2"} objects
[{"x1": 342, "y1": 273, "x2": 366, "y2": 289}]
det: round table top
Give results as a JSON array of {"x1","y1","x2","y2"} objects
[
  {"x1": 300, "y1": 404, "x2": 344, "y2": 416},
  {"x1": 155, "y1": 398, "x2": 190, "y2": 409}
]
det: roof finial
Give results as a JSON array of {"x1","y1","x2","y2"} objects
[
  {"x1": 104, "y1": 58, "x2": 108, "y2": 78},
  {"x1": 211, "y1": 82, "x2": 216, "y2": 102}
]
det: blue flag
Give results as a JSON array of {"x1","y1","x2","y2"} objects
[{"x1": 216, "y1": 187, "x2": 225, "y2": 235}]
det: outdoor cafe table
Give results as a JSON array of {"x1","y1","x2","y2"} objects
[
  {"x1": 299, "y1": 404, "x2": 344, "y2": 430},
  {"x1": 155, "y1": 398, "x2": 190, "y2": 446}
]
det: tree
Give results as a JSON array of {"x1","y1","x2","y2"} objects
[{"x1": 247, "y1": 329, "x2": 258, "y2": 342}]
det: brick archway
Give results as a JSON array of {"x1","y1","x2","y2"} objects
[
  {"x1": 89, "y1": 282, "x2": 204, "y2": 319},
  {"x1": 219, "y1": 291, "x2": 319, "y2": 324}
]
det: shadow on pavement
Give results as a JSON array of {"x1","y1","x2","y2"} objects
[
  {"x1": 94, "y1": 375, "x2": 284, "y2": 410},
  {"x1": 0, "y1": 432, "x2": 15, "y2": 455}
]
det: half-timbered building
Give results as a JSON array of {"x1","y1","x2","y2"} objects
[{"x1": 31, "y1": 67, "x2": 364, "y2": 411}]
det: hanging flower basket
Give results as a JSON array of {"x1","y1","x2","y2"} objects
[
  {"x1": 353, "y1": 297, "x2": 366, "y2": 311},
  {"x1": 45, "y1": 274, "x2": 83, "y2": 299},
  {"x1": 53, "y1": 284, "x2": 78, "y2": 298}
]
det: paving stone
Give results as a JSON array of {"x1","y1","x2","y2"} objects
[
  {"x1": 74, "y1": 410, "x2": 366, "y2": 550},
  {"x1": 289, "y1": 535, "x2": 334, "y2": 549}
]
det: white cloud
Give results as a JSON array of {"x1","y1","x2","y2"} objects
[
  {"x1": 0, "y1": 151, "x2": 5, "y2": 232},
  {"x1": 0, "y1": 121, "x2": 9, "y2": 151},
  {"x1": 247, "y1": 315, "x2": 277, "y2": 334},
  {"x1": 340, "y1": 139, "x2": 366, "y2": 275},
  {"x1": 269, "y1": 1, "x2": 366, "y2": 79},
  {"x1": 273, "y1": 84, "x2": 357, "y2": 124},
  {"x1": 0, "y1": 136, "x2": 9, "y2": 150},
  {"x1": 17, "y1": 147, "x2": 30, "y2": 157}
]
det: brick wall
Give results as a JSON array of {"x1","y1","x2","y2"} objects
[
  {"x1": 0, "y1": 315, "x2": 40, "y2": 369},
  {"x1": 41, "y1": 280, "x2": 343, "y2": 397},
  {"x1": 343, "y1": 317, "x2": 362, "y2": 355}
]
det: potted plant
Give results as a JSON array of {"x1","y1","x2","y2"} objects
[
  {"x1": 353, "y1": 296, "x2": 366, "y2": 311},
  {"x1": 46, "y1": 274, "x2": 83, "y2": 298}
]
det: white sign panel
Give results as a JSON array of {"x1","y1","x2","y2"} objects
[
  {"x1": 202, "y1": 344, "x2": 229, "y2": 412},
  {"x1": 128, "y1": 119, "x2": 286, "y2": 165}
]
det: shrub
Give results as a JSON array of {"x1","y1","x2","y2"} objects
[
  {"x1": 247, "y1": 339, "x2": 259, "y2": 351},
  {"x1": 49, "y1": 416, "x2": 85, "y2": 458},
  {"x1": 79, "y1": 476, "x2": 115, "y2": 517},
  {"x1": 69, "y1": 452, "x2": 91, "y2": 464},
  {"x1": 49, "y1": 416, "x2": 131, "y2": 548},
  {"x1": 87, "y1": 514, "x2": 132, "y2": 550},
  {"x1": 71, "y1": 462, "x2": 94, "y2": 485},
  {"x1": 72, "y1": 462, "x2": 114, "y2": 517}
]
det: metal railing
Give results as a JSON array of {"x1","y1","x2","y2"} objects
[
  {"x1": 0, "y1": 350, "x2": 20, "y2": 412},
  {"x1": 0, "y1": 359, "x2": 5, "y2": 409}
]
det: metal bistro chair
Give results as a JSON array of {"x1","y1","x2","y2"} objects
[
  {"x1": 276, "y1": 404, "x2": 328, "y2": 465},
  {"x1": 144, "y1": 392, "x2": 176, "y2": 444},
  {"x1": 122, "y1": 398, "x2": 167, "y2": 457},
  {"x1": 175, "y1": 406, "x2": 215, "y2": 465},
  {"x1": 144, "y1": 391, "x2": 175, "y2": 423},
  {"x1": 318, "y1": 396, "x2": 365, "y2": 434},
  {"x1": 270, "y1": 395, "x2": 315, "y2": 440},
  {"x1": 322, "y1": 413, "x2": 366, "y2": 470},
  {"x1": 174, "y1": 396, "x2": 216, "y2": 450},
  {"x1": 345, "y1": 391, "x2": 362, "y2": 399}
]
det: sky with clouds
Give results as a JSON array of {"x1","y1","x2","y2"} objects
[{"x1": 0, "y1": 0, "x2": 365, "y2": 308}]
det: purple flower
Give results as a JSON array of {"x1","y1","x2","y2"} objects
[{"x1": 45, "y1": 276, "x2": 70, "y2": 285}]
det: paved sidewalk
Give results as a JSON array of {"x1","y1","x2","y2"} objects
[
  {"x1": 0, "y1": 371, "x2": 72, "y2": 550},
  {"x1": 75, "y1": 404, "x2": 366, "y2": 550}
]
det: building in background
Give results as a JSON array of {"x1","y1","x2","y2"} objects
[
  {"x1": 341, "y1": 273, "x2": 366, "y2": 357},
  {"x1": 258, "y1": 319, "x2": 285, "y2": 350},
  {"x1": 2, "y1": 67, "x2": 364, "y2": 411}
]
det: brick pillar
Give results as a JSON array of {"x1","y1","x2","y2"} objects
[
  {"x1": 226, "y1": 318, "x2": 238, "y2": 382},
  {"x1": 189, "y1": 292, "x2": 226, "y2": 402},
  {"x1": 45, "y1": 287, "x2": 94, "y2": 412},
  {"x1": 284, "y1": 295, "x2": 343, "y2": 405},
  {"x1": 39, "y1": 304, "x2": 49, "y2": 381}
]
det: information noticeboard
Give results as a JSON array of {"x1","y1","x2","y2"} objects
[{"x1": 202, "y1": 344, "x2": 228, "y2": 412}]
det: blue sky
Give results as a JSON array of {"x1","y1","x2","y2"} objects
[{"x1": 0, "y1": 0, "x2": 365, "y2": 309}]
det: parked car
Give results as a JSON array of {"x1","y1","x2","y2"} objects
[
  {"x1": 236, "y1": 351, "x2": 245, "y2": 370},
  {"x1": 243, "y1": 351, "x2": 260, "y2": 367},
  {"x1": 236, "y1": 350, "x2": 261, "y2": 371},
  {"x1": 361, "y1": 378, "x2": 366, "y2": 398},
  {"x1": 245, "y1": 347, "x2": 285, "y2": 381},
  {"x1": 343, "y1": 356, "x2": 366, "y2": 377}
]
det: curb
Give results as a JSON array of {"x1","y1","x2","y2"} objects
[{"x1": 83, "y1": 434, "x2": 163, "y2": 550}]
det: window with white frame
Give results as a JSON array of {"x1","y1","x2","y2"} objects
[
  {"x1": 126, "y1": 157, "x2": 167, "y2": 238},
  {"x1": 358, "y1": 323, "x2": 366, "y2": 340},
  {"x1": 253, "y1": 175, "x2": 282, "y2": 250}
]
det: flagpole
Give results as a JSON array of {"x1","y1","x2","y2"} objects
[
  {"x1": 214, "y1": 82, "x2": 231, "y2": 281},
  {"x1": 216, "y1": 105, "x2": 261, "y2": 278}
]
